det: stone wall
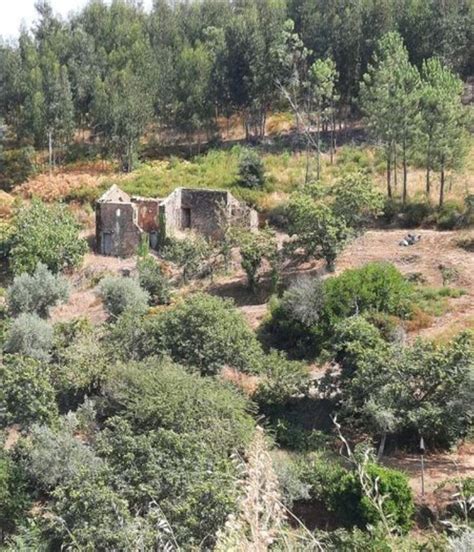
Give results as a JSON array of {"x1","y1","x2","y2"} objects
[
  {"x1": 96, "y1": 202, "x2": 142, "y2": 257},
  {"x1": 180, "y1": 189, "x2": 229, "y2": 239},
  {"x1": 96, "y1": 185, "x2": 258, "y2": 256}
]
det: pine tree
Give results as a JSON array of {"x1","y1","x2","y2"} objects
[
  {"x1": 419, "y1": 58, "x2": 467, "y2": 206},
  {"x1": 360, "y1": 32, "x2": 420, "y2": 201}
]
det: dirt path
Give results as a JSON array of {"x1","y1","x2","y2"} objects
[{"x1": 383, "y1": 442, "x2": 474, "y2": 503}]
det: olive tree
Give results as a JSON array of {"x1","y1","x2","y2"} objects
[{"x1": 7, "y1": 263, "x2": 69, "y2": 318}]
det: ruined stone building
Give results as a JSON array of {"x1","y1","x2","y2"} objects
[{"x1": 96, "y1": 185, "x2": 258, "y2": 257}]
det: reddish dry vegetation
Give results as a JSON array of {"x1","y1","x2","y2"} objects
[
  {"x1": 14, "y1": 172, "x2": 107, "y2": 202},
  {"x1": 0, "y1": 190, "x2": 15, "y2": 218}
]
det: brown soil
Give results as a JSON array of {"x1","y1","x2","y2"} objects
[
  {"x1": 383, "y1": 442, "x2": 474, "y2": 505},
  {"x1": 50, "y1": 252, "x2": 137, "y2": 324},
  {"x1": 336, "y1": 229, "x2": 474, "y2": 340}
]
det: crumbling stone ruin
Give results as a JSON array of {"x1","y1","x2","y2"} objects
[{"x1": 96, "y1": 185, "x2": 258, "y2": 257}]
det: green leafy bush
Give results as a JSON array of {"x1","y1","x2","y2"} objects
[
  {"x1": 161, "y1": 235, "x2": 212, "y2": 283},
  {"x1": 3, "y1": 314, "x2": 53, "y2": 361},
  {"x1": 137, "y1": 256, "x2": 171, "y2": 305},
  {"x1": 402, "y1": 201, "x2": 434, "y2": 228},
  {"x1": 264, "y1": 263, "x2": 412, "y2": 359},
  {"x1": 9, "y1": 200, "x2": 88, "y2": 275},
  {"x1": 360, "y1": 464, "x2": 414, "y2": 533},
  {"x1": 0, "y1": 147, "x2": 36, "y2": 191},
  {"x1": 323, "y1": 262, "x2": 413, "y2": 323},
  {"x1": 331, "y1": 171, "x2": 384, "y2": 229},
  {"x1": 436, "y1": 200, "x2": 462, "y2": 230},
  {"x1": 237, "y1": 148, "x2": 265, "y2": 189},
  {"x1": 299, "y1": 454, "x2": 414, "y2": 533},
  {"x1": 255, "y1": 351, "x2": 309, "y2": 407},
  {"x1": 98, "y1": 276, "x2": 149, "y2": 318},
  {"x1": 0, "y1": 450, "x2": 31, "y2": 539},
  {"x1": 7, "y1": 263, "x2": 69, "y2": 318},
  {"x1": 132, "y1": 293, "x2": 264, "y2": 375},
  {"x1": 0, "y1": 355, "x2": 58, "y2": 428}
]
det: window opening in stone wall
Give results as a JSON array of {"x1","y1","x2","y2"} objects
[{"x1": 182, "y1": 207, "x2": 191, "y2": 229}]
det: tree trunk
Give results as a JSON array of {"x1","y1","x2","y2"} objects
[
  {"x1": 304, "y1": 141, "x2": 311, "y2": 185},
  {"x1": 439, "y1": 159, "x2": 445, "y2": 207},
  {"x1": 426, "y1": 139, "x2": 431, "y2": 196},
  {"x1": 316, "y1": 112, "x2": 321, "y2": 181},
  {"x1": 377, "y1": 432, "x2": 387, "y2": 460},
  {"x1": 402, "y1": 139, "x2": 408, "y2": 204},
  {"x1": 48, "y1": 130, "x2": 53, "y2": 175},
  {"x1": 386, "y1": 149, "x2": 392, "y2": 198},
  {"x1": 393, "y1": 146, "x2": 398, "y2": 191},
  {"x1": 330, "y1": 107, "x2": 335, "y2": 164}
]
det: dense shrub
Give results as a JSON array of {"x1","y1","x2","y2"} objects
[
  {"x1": 97, "y1": 358, "x2": 255, "y2": 546},
  {"x1": 9, "y1": 200, "x2": 88, "y2": 274},
  {"x1": 299, "y1": 454, "x2": 414, "y2": 533},
  {"x1": 237, "y1": 148, "x2": 265, "y2": 188},
  {"x1": 107, "y1": 294, "x2": 264, "y2": 373},
  {"x1": 3, "y1": 314, "x2": 53, "y2": 361},
  {"x1": 436, "y1": 200, "x2": 462, "y2": 230},
  {"x1": 52, "y1": 321, "x2": 108, "y2": 406},
  {"x1": 50, "y1": 474, "x2": 144, "y2": 550},
  {"x1": 161, "y1": 235, "x2": 213, "y2": 282},
  {"x1": 143, "y1": 293, "x2": 264, "y2": 374},
  {"x1": 323, "y1": 262, "x2": 413, "y2": 323},
  {"x1": 255, "y1": 351, "x2": 309, "y2": 407},
  {"x1": 402, "y1": 200, "x2": 434, "y2": 228},
  {"x1": 7, "y1": 263, "x2": 69, "y2": 318},
  {"x1": 360, "y1": 463, "x2": 414, "y2": 533},
  {"x1": 0, "y1": 450, "x2": 31, "y2": 540},
  {"x1": 264, "y1": 263, "x2": 412, "y2": 359},
  {"x1": 102, "y1": 358, "x2": 255, "y2": 445},
  {"x1": 0, "y1": 146, "x2": 36, "y2": 192},
  {"x1": 137, "y1": 256, "x2": 171, "y2": 305},
  {"x1": 0, "y1": 355, "x2": 57, "y2": 428},
  {"x1": 330, "y1": 172, "x2": 384, "y2": 229},
  {"x1": 97, "y1": 276, "x2": 149, "y2": 318}
]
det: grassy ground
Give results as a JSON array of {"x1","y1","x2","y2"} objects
[{"x1": 9, "y1": 134, "x2": 473, "y2": 215}]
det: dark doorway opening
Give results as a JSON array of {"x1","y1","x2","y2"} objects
[{"x1": 181, "y1": 207, "x2": 191, "y2": 229}]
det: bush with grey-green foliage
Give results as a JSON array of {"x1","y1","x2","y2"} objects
[
  {"x1": 22, "y1": 416, "x2": 105, "y2": 492},
  {"x1": 7, "y1": 263, "x2": 69, "y2": 318},
  {"x1": 281, "y1": 276, "x2": 325, "y2": 327},
  {"x1": 98, "y1": 276, "x2": 149, "y2": 318},
  {"x1": 3, "y1": 313, "x2": 53, "y2": 362}
]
